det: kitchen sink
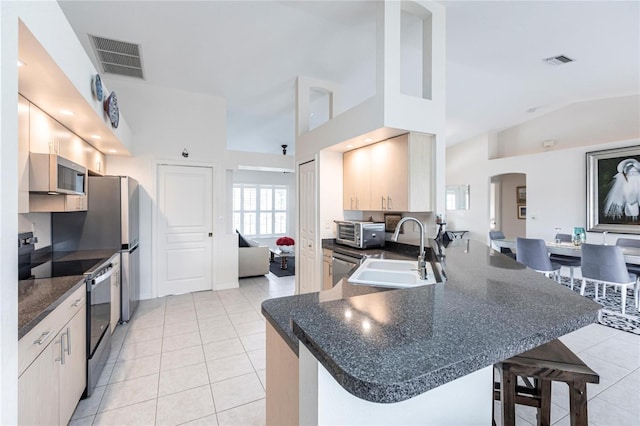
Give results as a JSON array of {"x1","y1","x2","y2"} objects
[
  {"x1": 348, "y1": 258, "x2": 437, "y2": 288},
  {"x1": 365, "y1": 260, "x2": 417, "y2": 271}
]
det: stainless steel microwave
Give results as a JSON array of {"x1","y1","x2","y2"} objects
[
  {"x1": 29, "y1": 153, "x2": 87, "y2": 195},
  {"x1": 334, "y1": 221, "x2": 385, "y2": 249}
]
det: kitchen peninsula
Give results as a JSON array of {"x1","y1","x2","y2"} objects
[{"x1": 262, "y1": 240, "x2": 600, "y2": 425}]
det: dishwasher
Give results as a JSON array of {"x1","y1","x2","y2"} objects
[{"x1": 331, "y1": 251, "x2": 362, "y2": 286}]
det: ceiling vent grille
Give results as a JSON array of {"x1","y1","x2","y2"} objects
[
  {"x1": 542, "y1": 55, "x2": 574, "y2": 66},
  {"x1": 89, "y1": 34, "x2": 145, "y2": 79}
]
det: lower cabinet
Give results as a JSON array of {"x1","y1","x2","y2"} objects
[
  {"x1": 58, "y1": 307, "x2": 87, "y2": 424},
  {"x1": 18, "y1": 287, "x2": 87, "y2": 426}
]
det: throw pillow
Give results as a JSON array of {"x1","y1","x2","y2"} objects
[{"x1": 236, "y1": 230, "x2": 251, "y2": 247}]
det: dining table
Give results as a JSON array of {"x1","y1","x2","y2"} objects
[{"x1": 491, "y1": 239, "x2": 640, "y2": 266}]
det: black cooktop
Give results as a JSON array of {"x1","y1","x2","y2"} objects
[{"x1": 22, "y1": 259, "x2": 103, "y2": 280}]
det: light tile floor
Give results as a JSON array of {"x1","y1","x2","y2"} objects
[
  {"x1": 70, "y1": 274, "x2": 639, "y2": 426},
  {"x1": 70, "y1": 274, "x2": 294, "y2": 426}
]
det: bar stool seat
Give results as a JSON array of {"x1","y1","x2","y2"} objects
[{"x1": 494, "y1": 339, "x2": 599, "y2": 426}]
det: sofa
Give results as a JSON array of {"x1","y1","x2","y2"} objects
[{"x1": 238, "y1": 237, "x2": 270, "y2": 278}]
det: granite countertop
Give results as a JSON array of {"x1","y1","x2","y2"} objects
[
  {"x1": 262, "y1": 239, "x2": 600, "y2": 404},
  {"x1": 18, "y1": 249, "x2": 118, "y2": 339},
  {"x1": 262, "y1": 240, "x2": 421, "y2": 354}
]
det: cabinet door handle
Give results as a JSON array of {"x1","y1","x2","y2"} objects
[
  {"x1": 33, "y1": 331, "x2": 51, "y2": 345},
  {"x1": 382, "y1": 196, "x2": 386, "y2": 210},
  {"x1": 350, "y1": 197, "x2": 354, "y2": 210},
  {"x1": 388, "y1": 196, "x2": 392, "y2": 210},
  {"x1": 356, "y1": 198, "x2": 359, "y2": 209},
  {"x1": 72, "y1": 298, "x2": 83, "y2": 307},
  {"x1": 56, "y1": 333, "x2": 66, "y2": 365},
  {"x1": 65, "y1": 327, "x2": 71, "y2": 356}
]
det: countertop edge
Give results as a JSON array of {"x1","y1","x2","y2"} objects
[
  {"x1": 293, "y1": 310, "x2": 599, "y2": 403},
  {"x1": 18, "y1": 277, "x2": 86, "y2": 340}
]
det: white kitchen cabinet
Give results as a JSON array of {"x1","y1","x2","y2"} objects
[
  {"x1": 58, "y1": 306, "x2": 87, "y2": 424},
  {"x1": 18, "y1": 337, "x2": 59, "y2": 426},
  {"x1": 18, "y1": 284, "x2": 86, "y2": 426},
  {"x1": 28, "y1": 100, "x2": 106, "y2": 173},
  {"x1": 370, "y1": 135, "x2": 409, "y2": 211},
  {"x1": 110, "y1": 254, "x2": 121, "y2": 334},
  {"x1": 30, "y1": 193, "x2": 88, "y2": 212},
  {"x1": 343, "y1": 132, "x2": 434, "y2": 212},
  {"x1": 343, "y1": 147, "x2": 371, "y2": 210},
  {"x1": 18, "y1": 95, "x2": 30, "y2": 213}
]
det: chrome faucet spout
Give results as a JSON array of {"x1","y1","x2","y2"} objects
[{"x1": 391, "y1": 217, "x2": 427, "y2": 280}]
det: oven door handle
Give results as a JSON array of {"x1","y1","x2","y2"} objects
[{"x1": 91, "y1": 265, "x2": 114, "y2": 287}]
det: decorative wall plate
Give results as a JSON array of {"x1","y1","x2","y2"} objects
[
  {"x1": 103, "y1": 91, "x2": 119, "y2": 129},
  {"x1": 92, "y1": 74, "x2": 103, "y2": 102}
]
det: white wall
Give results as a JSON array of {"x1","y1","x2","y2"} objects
[
  {"x1": 105, "y1": 79, "x2": 231, "y2": 296},
  {"x1": 494, "y1": 95, "x2": 639, "y2": 159},
  {"x1": 446, "y1": 97, "x2": 640, "y2": 245},
  {"x1": 18, "y1": 212, "x2": 51, "y2": 250}
]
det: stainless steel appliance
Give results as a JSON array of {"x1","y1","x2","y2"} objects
[
  {"x1": 334, "y1": 221, "x2": 385, "y2": 249},
  {"x1": 85, "y1": 256, "x2": 114, "y2": 397},
  {"x1": 331, "y1": 251, "x2": 363, "y2": 286},
  {"x1": 29, "y1": 153, "x2": 87, "y2": 195},
  {"x1": 52, "y1": 176, "x2": 140, "y2": 322}
]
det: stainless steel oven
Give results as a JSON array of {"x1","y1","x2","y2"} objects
[{"x1": 85, "y1": 257, "x2": 114, "y2": 397}]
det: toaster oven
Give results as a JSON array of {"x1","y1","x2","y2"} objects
[{"x1": 334, "y1": 221, "x2": 385, "y2": 249}]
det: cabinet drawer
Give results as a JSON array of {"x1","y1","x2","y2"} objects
[{"x1": 19, "y1": 284, "x2": 86, "y2": 376}]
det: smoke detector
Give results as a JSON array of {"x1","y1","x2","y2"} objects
[
  {"x1": 89, "y1": 34, "x2": 145, "y2": 79},
  {"x1": 542, "y1": 55, "x2": 574, "y2": 66}
]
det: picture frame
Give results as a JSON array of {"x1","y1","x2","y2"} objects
[
  {"x1": 587, "y1": 146, "x2": 640, "y2": 234},
  {"x1": 384, "y1": 214, "x2": 402, "y2": 233},
  {"x1": 517, "y1": 205, "x2": 526, "y2": 220},
  {"x1": 516, "y1": 186, "x2": 527, "y2": 204}
]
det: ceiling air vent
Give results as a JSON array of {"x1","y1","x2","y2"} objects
[
  {"x1": 542, "y1": 55, "x2": 574, "y2": 66},
  {"x1": 89, "y1": 34, "x2": 145, "y2": 79}
]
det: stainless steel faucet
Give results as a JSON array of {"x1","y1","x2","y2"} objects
[{"x1": 391, "y1": 217, "x2": 428, "y2": 280}]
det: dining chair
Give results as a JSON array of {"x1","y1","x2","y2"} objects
[
  {"x1": 580, "y1": 243, "x2": 639, "y2": 315},
  {"x1": 516, "y1": 237, "x2": 561, "y2": 282},
  {"x1": 549, "y1": 233, "x2": 581, "y2": 289},
  {"x1": 489, "y1": 231, "x2": 517, "y2": 259},
  {"x1": 615, "y1": 238, "x2": 640, "y2": 307},
  {"x1": 615, "y1": 237, "x2": 640, "y2": 274}
]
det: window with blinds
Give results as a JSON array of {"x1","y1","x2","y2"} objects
[{"x1": 233, "y1": 184, "x2": 288, "y2": 237}]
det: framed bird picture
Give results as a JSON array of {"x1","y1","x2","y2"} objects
[{"x1": 587, "y1": 145, "x2": 640, "y2": 234}]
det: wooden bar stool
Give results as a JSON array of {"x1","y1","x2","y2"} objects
[{"x1": 494, "y1": 339, "x2": 599, "y2": 426}]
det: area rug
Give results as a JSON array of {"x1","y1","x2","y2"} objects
[
  {"x1": 269, "y1": 256, "x2": 295, "y2": 277},
  {"x1": 559, "y1": 277, "x2": 640, "y2": 335}
]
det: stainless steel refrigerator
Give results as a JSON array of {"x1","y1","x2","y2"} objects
[{"x1": 52, "y1": 176, "x2": 140, "y2": 321}]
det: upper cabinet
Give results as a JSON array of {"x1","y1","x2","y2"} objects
[
  {"x1": 29, "y1": 103, "x2": 106, "y2": 175},
  {"x1": 343, "y1": 148, "x2": 372, "y2": 211},
  {"x1": 343, "y1": 133, "x2": 434, "y2": 212},
  {"x1": 22, "y1": 99, "x2": 107, "y2": 213}
]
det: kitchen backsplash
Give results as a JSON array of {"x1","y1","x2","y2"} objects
[{"x1": 18, "y1": 213, "x2": 51, "y2": 250}]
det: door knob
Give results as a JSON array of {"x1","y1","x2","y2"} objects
[{"x1": 208, "y1": 233, "x2": 213, "y2": 237}]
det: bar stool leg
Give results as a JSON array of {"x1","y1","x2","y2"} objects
[
  {"x1": 500, "y1": 364, "x2": 517, "y2": 426},
  {"x1": 568, "y1": 381, "x2": 589, "y2": 426},
  {"x1": 537, "y1": 379, "x2": 551, "y2": 426}
]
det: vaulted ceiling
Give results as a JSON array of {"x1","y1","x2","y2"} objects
[{"x1": 59, "y1": 1, "x2": 640, "y2": 155}]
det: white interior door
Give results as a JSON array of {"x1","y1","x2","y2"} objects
[
  {"x1": 298, "y1": 160, "x2": 317, "y2": 294},
  {"x1": 157, "y1": 164, "x2": 213, "y2": 296}
]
